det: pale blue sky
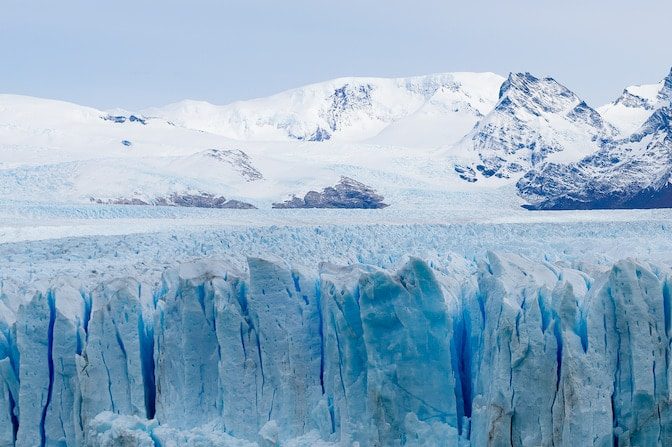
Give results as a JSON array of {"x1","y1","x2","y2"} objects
[{"x1": 2, "y1": 0, "x2": 671, "y2": 110}]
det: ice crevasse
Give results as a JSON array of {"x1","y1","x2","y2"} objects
[{"x1": 0, "y1": 252, "x2": 671, "y2": 446}]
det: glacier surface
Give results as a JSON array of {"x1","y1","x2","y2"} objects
[{"x1": 2, "y1": 219, "x2": 672, "y2": 445}]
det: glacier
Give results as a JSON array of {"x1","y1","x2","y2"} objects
[{"x1": 2, "y1": 244, "x2": 672, "y2": 446}]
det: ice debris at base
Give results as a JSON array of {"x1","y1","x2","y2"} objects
[{"x1": 1, "y1": 252, "x2": 672, "y2": 446}]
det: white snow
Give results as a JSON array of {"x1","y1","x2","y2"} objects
[
  {"x1": 1, "y1": 68, "x2": 670, "y2": 209},
  {"x1": 143, "y1": 72, "x2": 504, "y2": 143},
  {"x1": 598, "y1": 101, "x2": 657, "y2": 135},
  {"x1": 598, "y1": 77, "x2": 669, "y2": 135},
  {"x1": 0, "y1": 78, "x2": 511, "y2": 208}
]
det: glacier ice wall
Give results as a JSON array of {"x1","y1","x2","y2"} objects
[{"x1": 1, "y1": 253, "x2": 672, "y2": 446}]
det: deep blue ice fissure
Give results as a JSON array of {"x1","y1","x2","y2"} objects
[
  {"x1": 38, "y1": 291, "x2": 56, "y2": 447},
  {"x1": 138, "y1": 313, "x2": 155, "y2": 420}
]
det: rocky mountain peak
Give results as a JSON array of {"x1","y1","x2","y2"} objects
[
  {"x1": 497, "y1": 73, "x2": 578, "y2": 115},
  {"x1": 658, "y1": 67, "x2": 672, "y2": 102},
  {"x1": 633, "y1": 106, "x2": 672, "y2": 140}
]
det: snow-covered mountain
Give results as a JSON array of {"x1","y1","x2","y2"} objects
[
  {"x1": 0, "y1": 74, "x2": 511, "y2": 210},
  {"x1": 2, "y1": 67, "x2": 672, "y2": 210},
  {"x1": 0, "y1": 94, "x2": 272, "y2": 206},
  {"x1": 518, "y1": 107, "x2": 672, "y2": 209},
  {"x1": 144, "y1": 72, "x2": 504, "y2": 145},
  {"x1": 448, "y1": 72, "x2": 616, "y2": 183},
  {"x1": 519, "y1": 69, "x2": 672, "y2": 210}
]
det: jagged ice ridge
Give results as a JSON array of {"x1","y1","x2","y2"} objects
[{"x1": 1, "y1": 251, "x2": 672, "y2": 446}]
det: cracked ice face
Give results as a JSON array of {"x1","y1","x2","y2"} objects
[{"x1": 1, "y1": 250, "x2": 671, "y2": 446}]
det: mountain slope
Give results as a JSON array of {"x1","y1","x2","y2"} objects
[
  {"x1": 0, "y1": 94, "x2": 232, "y2": 165},
  {"x1": 4, "y1": 68, "x2": 672, "y2": 210},
  {"x1": 518, "y1": 107, "x2": 672, "y2": 209},
  {"x1": 0, "y1": 94, "x2": 277, "y2": 205},
  {"x1": 143, "y1": 72, "x2": 505, "y2": 144},
  {"x1": 598, "y1": 68, "x2": 672, "y2": 135},
  {"x1": 0, "y1": 75, "x2": 509, "y2": 210},
  {"x1": 448, "y1": 72, "x2": 617, "y2": 183}
]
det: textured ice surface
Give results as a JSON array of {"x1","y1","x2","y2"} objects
[
  {"x1": 2, "y1": 206, "x2": 672, "y2": 445},
  {"x1": 2, "y1": 241, "x2": 672, "y2": 445}
]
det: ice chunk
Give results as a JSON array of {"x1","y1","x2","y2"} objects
[
  {"x1": 77, "y1": 278, "x2": 151, "y2": 444},
  {"x1": 357, "y1": 258, "x2": 460, "y2": 444},
  {"x1": 243, "y1": 258, "x2": 323, "y2": 442},
  {"x1": 85, "y1": 412, "x2": 156, "y2": 447},
  {"x1": 582, "y1": 261, "x2": 672, "y2": 445},
  {"x1": 153, "y1": 264, "x2": 222, "y2": 429},
  {"x1": 15, "y1": 291, "x2": 53, "y2": 447}
]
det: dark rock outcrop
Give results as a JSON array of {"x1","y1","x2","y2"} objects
[
  {"x1": 101, "y1": 114, "x2": 147, "y2": 125},
  {"x1": 272, "y1": 176, "x2": 389, "y2": 209},
  {"x1": 201, "y1": 149, "x2": 263, "y2": 181},
  {"x1": 92, "y1": 192, "x2": 257, "y2": 209}
]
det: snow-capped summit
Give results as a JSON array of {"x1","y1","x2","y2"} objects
[
  {"x1": 366, "y1": 72, "x2": 504, "y2": 147},
  {"x1": 143, "y1": 72, "x2": 505, "y2": 144},
  {"x1": 662, "y1": 67, "x2": 672, "y2": 100},
  {"x1": 449, "y1": 72, "x2": 615, "y2": 182},
  {"x1": 598, "y1": 67, "x2": 672, "y2": 135}
]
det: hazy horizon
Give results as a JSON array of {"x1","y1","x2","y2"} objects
[{"x1": 3, "y1": 0, "x2": 671, "y2": 110}]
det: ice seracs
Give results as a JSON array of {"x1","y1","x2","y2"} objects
[{"x1": 2, "y1": 252, "x2": 672, "y2": 445}]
